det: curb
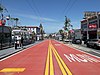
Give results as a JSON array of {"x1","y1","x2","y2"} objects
[
  {"x1": 0, "y1": 41, "x2": 42, "y2": 60},
  {"x1": 0, "y1": 48, "x2": 24, "y2": 60}
]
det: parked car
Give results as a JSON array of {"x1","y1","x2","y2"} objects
[
  {"x1": 56, "y1": 35, "x2": 62, "y2": 41},
  {"x1": 86, "y1": 39, "x2": 100, "y2": 49},
  {"x1": 72, "y1": 39, "x2": 82, "y2": 44}
]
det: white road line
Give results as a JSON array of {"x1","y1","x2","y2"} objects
[
  {"x1": 55, "y1": 40, "x2": 100, "y2": 58},
  {"x1": 0, "y1": 40, "x2": 45, "y2": 61},
  {"x1": 65, "y1": 44, "x2": 100, "y2": 58}
]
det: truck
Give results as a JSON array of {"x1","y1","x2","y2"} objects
[{"x1": 72, "y1": 29, "x2": 82, "y2": 44}]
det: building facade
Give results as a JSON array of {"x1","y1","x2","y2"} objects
[
  {"x1": 0, "y1": 26, "x2": 12, "y2": 49},
  {"x1": 12, "y1": 26, "x2": 41, "y2": 41},
  {"x1": 81, "y1": 12, "x2": 100, "y2": 41},
  {"x1": 25, "y1": 26, "x2": 40, "y2": 34}
]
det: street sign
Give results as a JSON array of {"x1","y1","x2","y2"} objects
[{"x1": 84, "y1": 11, "x2": 100, "y2": 18}]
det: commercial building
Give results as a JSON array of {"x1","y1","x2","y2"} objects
[
  {"x1": 25, "y1": 26, "x2": 40, "y2": 34},
  {"x1": 25, "y1": 26, "x2": 41, "y2": 40},
  {"x1": 12, "y1": 26, "x2": 43, "y2": 41},
  {"x1": 0, "y1": 26, "x2": 12, "y2": 49},
  {"x1": 81, "y1": 12, "x2": 100, "y2": 41}
]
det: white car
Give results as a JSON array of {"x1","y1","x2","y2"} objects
[{"x1": 86, "y1": 39, "x2": 100, "y2": 49}]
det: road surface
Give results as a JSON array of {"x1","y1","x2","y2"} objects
[{"x1": 0, "y1": 40, "x2": 100, "y2": 75}]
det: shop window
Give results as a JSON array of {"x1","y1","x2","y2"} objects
[{"x1": 5, "y1": 33, "x2": 10, "y2": 38}]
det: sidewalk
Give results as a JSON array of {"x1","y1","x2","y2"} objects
[
  {"x1": 0, "y1": 41, "x2": 41, "y2": 60},
  {"x1": 65, "y1": 42, "x2": 100, "y2": 57},
  {"x1": 58, "y1": 40, "x2": 100, "y2": 57}
]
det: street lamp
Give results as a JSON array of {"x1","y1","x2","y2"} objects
[
  {"x1": 6, "y1": 15, "x2": 10, "y2": 26},
  {"x1": 6, "y1": 15, "x2": 10, "y2": 20}
]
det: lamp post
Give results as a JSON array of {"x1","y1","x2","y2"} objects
[{"x1": 6, "y1": 15, "x2": 10, "y2": 26}]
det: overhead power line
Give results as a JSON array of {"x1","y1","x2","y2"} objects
[
  {"x1": 25, "y1": 0, "x2": 41, "y2": 21},
  {"x1": 31, "y1": 0, "x2": 42, "y2": 22},
  {"x1": 63, "y1": 0, "x2": 72, "y2": 15},
  {"x1": 65, "y1": 0, "x2": 78, "y2": 15},
  {"x1": 61, "y1": 0, "x2": 78, "y2": 17}
]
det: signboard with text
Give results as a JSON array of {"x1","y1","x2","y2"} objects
[
  {"x1": 84, "y1": 11, "x2": 100, "y2": 18},
  {"x1": 88, "y1": 24, "x2": 97, "y2": 29}
]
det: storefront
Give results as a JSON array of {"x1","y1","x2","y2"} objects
[
  {"x1": 81, "y1": 12, "x2": 100, "y2": 41},
  {"x1": 0, "y1": 26, "x2": 12, "y2": 49}
]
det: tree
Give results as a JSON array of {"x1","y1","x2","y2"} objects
[
  {"x1": 59, "y1": 29, "x2": 63, "y2": 34},
  {"x1": 39, "y1": 23, "x2": 44, "y2": 40},
  {"x1": 0, "y1": 4, "x2": 8, "y2": 13},
  {"x1": 0, "y1": 6, "x2": 3, "y2": 12},
  {"x1": 14, "y1": 18, "x2": 19, "y2": 26},
  {"x1": 64, "y1": 16, "x2": 73, "y2": 39},
  {"x1": 64, "y1": 16, "x2": 71, "y2": 32}
]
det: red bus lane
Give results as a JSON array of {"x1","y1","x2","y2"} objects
[
  {"x1": 0, "y1": 39, "x2": 100, "y2": 75},
  {"x1": 0, "y1": 40, "x2": 49, "y2": 75},
  {"x1": 51, "y1": 40, "x2": 100, "y2": 75}
]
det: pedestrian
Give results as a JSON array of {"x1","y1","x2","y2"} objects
[
  {"x1": 21, "y1": 36, "x2": 24, "y2": 48},
  {"x1": 17, "y1": 36, "x2": 21, "y2": 48},
  {"x1": 14, "y1": 37, "x2": 17, "y2": 49}
]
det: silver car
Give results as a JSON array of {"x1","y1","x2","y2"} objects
[{"x1": 86, "y1": 39, "x2": 100, "y2": 49}]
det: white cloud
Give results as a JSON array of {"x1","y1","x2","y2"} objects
[
  {"x1": 16, "y1": 13, "x2": 58, "y2": 22},
  {"x1": 42, "y1": 17, "x2": 57, "y2": 22}
]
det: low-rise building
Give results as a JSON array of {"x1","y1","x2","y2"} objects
[
  {"x1": 0, "y1": 26, "x2": 12, "y2": 49},
  {"x1": 81, "y1": 12, "x2": 100, "y2": 41}
]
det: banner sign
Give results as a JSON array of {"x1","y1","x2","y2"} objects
[{"x1": 84, "y1": 11, "x2": 100, "y2": 18}]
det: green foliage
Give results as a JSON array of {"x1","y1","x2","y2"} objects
[
  {"x1": 0, "y1": 6, "x2": 3, "y2": 11},
  {"x1": 14, "y1": 18, "x2": 19, "y2": 21},
  {"x1": 39, "y1": 23, "x2": 43, "y2": 34},
  {"x1": 64, "y1": 16, "x2": 71, "y2": 31},
  {"x1": 59, "y1": 29, "x2": 63, "y2": 34}
]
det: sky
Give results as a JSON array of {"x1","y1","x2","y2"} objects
[{"x1": 1, "y1": 0, "x2": 100, "y2": 33}]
